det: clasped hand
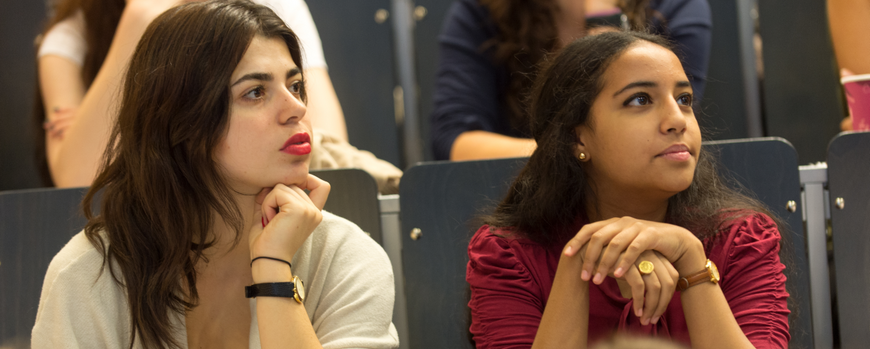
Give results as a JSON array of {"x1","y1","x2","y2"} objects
[
  {"x1": 248, "y1": 174, "x2": 330, "y2": 266},
  {"x1": 562, "y1": 217, "x2": 704, "y2": 325}
]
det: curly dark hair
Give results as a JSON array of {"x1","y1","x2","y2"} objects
[
  {"x1": 479, "y1": 0, "x2": 652, "y2": 136},
  {"x1": 485, "y1": 31, "x2": 777, "y2": 247}
]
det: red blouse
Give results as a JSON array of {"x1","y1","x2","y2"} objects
[{"x1": 466, "y1": 213, "x2": 790, "y2": 348}]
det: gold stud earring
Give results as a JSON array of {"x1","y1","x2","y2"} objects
[{"x1": 578, "y1": 152, "x2": 587, "y2": 161}]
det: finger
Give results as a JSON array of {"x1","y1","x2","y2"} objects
[
  {"x1": 622, "y1": 265, "x2": 645, "y2": 318},
  {"x1": 49, "y1": 119, "x2": 74, "y2": 139},
  {"x1": 649, "y1": 255, "x2": 674, "y2": 324},
  {"x1": 612, "y1": 227, "x2": 658, "y2": 278},
  {"x1": 653, "y1": 252, "x2": 680, "y2": 324},
  {"x1": 585, "y1": 222, "x2": 632, "y2": 284},
  {"x1": 640, "y1": 262, "x2": 661, "y2": 326},
  {"x1": 595, "y1": 223, "x2": 643, "y2": 280},
  {"x1": 563, "y1": 218, "x2": 616, "y2": 257},
  {"x1": 304, "y1": 174, "x2": 330, "y2": 210},
  {"x1": 255, "y1": 187, "x2": 272, "y2": 205}
]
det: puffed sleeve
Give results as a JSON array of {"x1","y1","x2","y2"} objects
[
  {"x1": 708, "y1": 213, "x2": 790, "y2": 349},
  {"x1": 653, "y1": 0, "x2": 712, "y2": 101},
  {"x1": 429, "y1": 0, "x2": 513, "y2": 160},
  {"x1": 467, "y1": 226, "x2": 550, "y2": 348}
]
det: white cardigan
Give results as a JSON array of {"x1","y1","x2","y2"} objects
[{"x1": 31, "y1": 211, "x2": 399, "y2": 348}]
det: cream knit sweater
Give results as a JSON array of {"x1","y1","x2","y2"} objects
[{"x1": 32, "y1": 211, "x2": 399, "y2": 348}]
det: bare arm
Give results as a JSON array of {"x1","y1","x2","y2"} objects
[
  {"x1": 304, "y1": 67, "x2": 348, "y2": 142},
  {"x1": 450, "y1": 130, "x2": 536, "y2": 161},
  {"x1": 532, "y1": 250, "x2": 590, "y2": 349},
  {"x1": 828, "y1": 0, "x2": 870, "y2": 74},
  {"x1": 39, "y1": 0, "x2": 184, "y2": 187}
]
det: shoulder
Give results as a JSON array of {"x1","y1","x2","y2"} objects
[
  {"x1": 705, "y1": 212, "x2": 783, "y2": 274},
  {"x1": 468, "y1": 225, "x2": 553, "y2": 278},
  {"x1": 38, "y1": 10, "x2": 87, "y2": 66},
  {"x1": 442, "y1": 0, "x2": 497, "y2": 41},
  {"x1": 33, "y1": 231, "x2": 130, "y2": 346},
  {"x1": 719, "y1": 212, "x2": 781, "y2": 246},
  {"x1": 649, "y1": 0, "x2": 712, "y2": 25},
  {"x1": 41, "y1": 231, "x2": 109, "y2": 288}
]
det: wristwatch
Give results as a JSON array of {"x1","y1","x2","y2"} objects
[
  {"x1": 245, "y1": 275, "x2": 306, "y2": 303},
  {"x1": 677, "y1": 259, "x2": 719, "y2": 291}
]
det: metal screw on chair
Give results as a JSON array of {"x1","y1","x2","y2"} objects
[
  {"x1": 836, "y1": 197, "x2": 845, "y2": 210},
  {"x1": 786, "y1": 200, "x2": 797, "y2": 212},
  {"x1": 414, "y1": 6, "x2": 427, "y2": 21},
  {"x1": 410, "y1": 228, "x2": 422, "y2": 240},
  {"x1": 374, "y1": 9, "x2": 389, "y2": 24}
]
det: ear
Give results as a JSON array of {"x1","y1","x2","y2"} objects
[{"x1": 573, "y1": 125, "x2": 589, "y2": 159}]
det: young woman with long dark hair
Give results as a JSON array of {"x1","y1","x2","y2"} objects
[
  {"x1": 430, "y1": 0, "x2": 711, "y2": 161},
  {"x1": 32, "y1": 1, "x2": 398, "y2": 347},
  {"x1": 466, "y1": 31, "x2": 788, "y2": 348}
]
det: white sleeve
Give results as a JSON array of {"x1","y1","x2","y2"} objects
[
  {"x1": 303, "y1": 213, "x2": 400, "y2": 348},
  {"x1": 254, "y1": 0, "x2": 328, "y2": 70},
  {"x1": 37, "y1": 10, "x2": 87, "y2": 66}
]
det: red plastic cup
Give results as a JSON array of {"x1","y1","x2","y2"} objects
[{"x1": 842, "y1": 74, "x2": 870, "y2": 131}]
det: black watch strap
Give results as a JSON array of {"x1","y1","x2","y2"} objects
[{"x1": 245, "y1": 282, "x2": 294, "y2": 298}]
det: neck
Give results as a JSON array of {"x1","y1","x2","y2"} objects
[
  {"x1": 200, "y1": 188, "x2": 259, "y2": 266},
  {"x1": 585, "y1": 185, "x2": 670, "y2": 223}
]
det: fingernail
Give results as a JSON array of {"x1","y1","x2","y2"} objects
[
  {"x1": 614, "y1": 267, "x2": 623, "y2": 277},
  {"x1": 565, "y1": 246, "x2": 573, "y2": 255},
  {"x1": 642, "y1": 317, "x2": 649, "y2": 326},
  {"x1": 581, "y1": 270, "x2": 590, "y2": 281},
  {"x1": 636, "y1": 308, "x2": 642, "y2": 318},
  {"x1": 261, "y1": 217, "x2": 266, "y2": 228},
  {"x1": 652, "y1": 316, "x2": 660, "y2": 324},
  {"x1": 593, "y1": 273, "x2": 603, "y2": 284}
]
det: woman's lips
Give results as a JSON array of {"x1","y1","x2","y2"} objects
[
  {"x1": 281, "y1": 132, "x2": 311, "y2": 155},
  {"x1": 657, "y1": 144, "x2": 691, "y2": 161}
]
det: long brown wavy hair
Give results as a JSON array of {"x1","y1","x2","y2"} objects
[
  {"x1": 80, "y1": 1, "x2": 304, "y2": 348},
  {"x1": 485, "y1": 31, "x2": 779, "y2": 247},
  {"x1": 32, "y1": 0, "x2": 126, "y2": 186},
  {"x1": 479, "y1": 0, "x2": 652, "y2": 136}
]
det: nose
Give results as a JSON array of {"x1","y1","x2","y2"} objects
[
  {"x1": 277, "y1": 86, "x2": 306, "y2": 125},
  {"x1": 660, "y1": 97, "x2": 688, "y2": 135}
]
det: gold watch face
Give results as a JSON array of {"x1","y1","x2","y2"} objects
[
  {"x1": 707, "y1": 259, "x2": 720, "y2": 283},
  {"x1": 294, "y1": 276, "x2": 306, "y2": 303}
]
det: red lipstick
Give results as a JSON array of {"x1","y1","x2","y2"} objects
[{"x1": 280, "y1": 132, "x2": 311, "y2": 155}]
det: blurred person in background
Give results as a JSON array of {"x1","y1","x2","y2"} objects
[
  {"x1": 429, "y1": 0, "x2": 711, "y2": 161},
  {"x1": 828, "y1": 0, "x2": 870, "y2": 131}
]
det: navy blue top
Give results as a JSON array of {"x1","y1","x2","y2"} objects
[{"x1": 429, "y1": 0, "x2": 712, "y2": 160}]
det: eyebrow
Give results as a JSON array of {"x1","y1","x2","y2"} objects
[
  {"x1": 612, "y1": 80, "x2": 692, "y2": 97},
  {"x1": 231, "y1": 67, "x2": 302, "y2": 87}
]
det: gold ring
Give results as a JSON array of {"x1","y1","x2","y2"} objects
[{"x1": 638, "y1": 261, "x2": 655, "y2": 275}]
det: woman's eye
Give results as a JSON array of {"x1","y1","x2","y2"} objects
[
  {"x1": 244, "y1": 87, "x2": 265, "y2": 100},
  {"x1": 677, "y1": 93, "x2": 693, "y2": 106},
  {"x1": 625, "y1": 94, "x2": 651, "y2": 106},
  {"x1": 289, "y1": 81, "x2": 303, "y2": 95}
]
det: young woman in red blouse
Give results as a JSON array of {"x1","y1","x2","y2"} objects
[{"x1": 466, "y1": 31, "x2": 789, "y2": 349}]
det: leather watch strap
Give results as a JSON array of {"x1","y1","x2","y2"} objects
[
  {"x1": 677, "y1": 259, "x2": 718, "y2": 291},
  {"x1": 677, "y1": 270, "x2": 710, "y2": 291},
  {"x1": 245, "y1": 282, "x2": 294, "y2": 298}
]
